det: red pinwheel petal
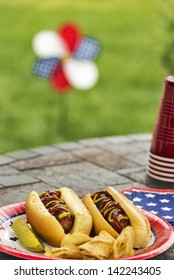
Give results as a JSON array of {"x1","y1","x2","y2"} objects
[
  {"x1": 50, "y1": 64, "x2": 71, "y2": 93},
  {"x1": 58, "y1": 22, "x2": 82, "y2": 53}
]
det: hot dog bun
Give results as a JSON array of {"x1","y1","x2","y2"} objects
[
  {"x1": 105, "y1": 187, "x2": 151, "y2": 248},
  {"x1": 26, "y1": 187, "x2": 92, "y2": 247},
  {"x1": 83, "y1": 193, "x2": 120, "y2": 239},
  {"x1": 60, "y1": 187, "x2": 92, "y2": 235},
  {"x1": 26, "y1": 190, "x2": 65, "y2": 246},
  {"x1": 83, "y1": 187, "x2": 151, "y2": 248}
]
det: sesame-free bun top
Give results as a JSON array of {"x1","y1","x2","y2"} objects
[
  {"x1": 26, "y1": 187, "x2": 93, "y2": 247},
  {"x1": 83, "y1": 193, "x2": 120, "y2": 238},
  {"x1": 26, "y1": 190, "x2": 65, "y2": 247},
  {"x1": 83, "y1": 187, "x2": 151, "y2": 248},
  {"x1": 105, "y1": 187, "x2": 151, "y2": 248}
]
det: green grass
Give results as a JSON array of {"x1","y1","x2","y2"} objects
[{"x1": 0, "y1": 0, "x2": 171, "y2": 153}]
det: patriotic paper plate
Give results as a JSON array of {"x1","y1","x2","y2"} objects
[{"x1": 0, "y1": 202, "x2": 173, "y2": 260}]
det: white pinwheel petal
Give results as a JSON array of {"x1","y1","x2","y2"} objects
[
  {"x1": 63, "y1": 59, "x2": 99, "y2": 90},
  {"x1": 32, "y1": 30, "x2": 68, "y2": 58}
]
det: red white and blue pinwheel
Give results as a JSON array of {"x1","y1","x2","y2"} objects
[{"x1": 32, "y1": 22, "x2": 101, "y2": 93}]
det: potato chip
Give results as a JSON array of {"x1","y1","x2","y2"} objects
[
  {"x1": 44, "y1": 227, "x2": 135, "y2": 260},
  {"x1": 61, "y1": 232, "x2": 91, "y2": 246},
  {"x1": 113, "y1": 226, "x2": 134, "y2": 259},
  {"x1": 44, "y1": 244, "x2": 83, "y2": 259},
  {"x1": 79, "y1": 230, "x2": 115, "y2": 259}
]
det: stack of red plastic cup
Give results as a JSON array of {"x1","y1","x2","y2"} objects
[{"x1": 147, "y1": 75, "x2": 174, "y2": 182}]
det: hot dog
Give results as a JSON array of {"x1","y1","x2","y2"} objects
[
  {"x1": 39, "y1": 190, "x2": 74, "y2": 233},
  {"x1": 25, "y1": 187, "x2": 93, "y2": 247},
  {"x1": 83, "y1": 187, "x2": 151, "y2": 248}
]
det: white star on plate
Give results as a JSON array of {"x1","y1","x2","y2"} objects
[
  {"x1": 145, "y1": 193, "x2": 156, "y2": 198},
  {"x1": 159, "y1": 199, "x2": 170, "y2": 203},
  {"x1": 146, "y1": 202, "x2": 157, "y2": 206},
  {"x1": 163, "y1": 215, "x2": 173, "y2": 220},
  {"x1": 161, "y1": 207, "x2": 172, "y2": 211},
  {"x1": 133, "y1": 197, "x2": 142, "y2": 202}
]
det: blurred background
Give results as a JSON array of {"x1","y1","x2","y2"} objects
[{"x1": 0, "y1": 0, "x2": 173, "y2": 154}]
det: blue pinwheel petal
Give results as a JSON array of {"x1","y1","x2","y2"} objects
[
  {"x1": 33, "y1": 57, "x2": 60, "y2": 79},
  {"x1": 73, "y1": 37, "x2": 101, "y2": 61}
]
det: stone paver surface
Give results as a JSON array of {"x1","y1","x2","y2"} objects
[{"x1": 0, "y1": 133, "x2": 173, "y2": 203}]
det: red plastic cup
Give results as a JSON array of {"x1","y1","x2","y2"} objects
[{"x1": 150, "y1": 75, "x2": 174, "y2": 158}]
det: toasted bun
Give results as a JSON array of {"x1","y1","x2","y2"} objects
[
  {"x1": 26, "y1": 188, "x2": 93, "y2": 247},
  {"x1": 105, "y1": 187, "x2": 151, "y2": 248},
  {"x1": 83, "y1": 193, "x2": 119, "y2": 238},
  {"x1": 60, "y1": 187, "x2": 92, "y2": 235},
  {"x1": 26, "y1": 191, "x2": 65, "y2": 246}
]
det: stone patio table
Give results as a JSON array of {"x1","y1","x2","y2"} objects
[{"x1": 0, "y1": 133, "x2": 173, "y2": 259}]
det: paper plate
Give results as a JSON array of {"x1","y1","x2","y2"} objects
[{"x1": 0, "y1": 202, "x2": 173, "y2": 260}]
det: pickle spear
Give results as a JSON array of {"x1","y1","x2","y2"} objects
[{"x1": 11, "y1": 217, "x2": 44, "y2": 252}]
